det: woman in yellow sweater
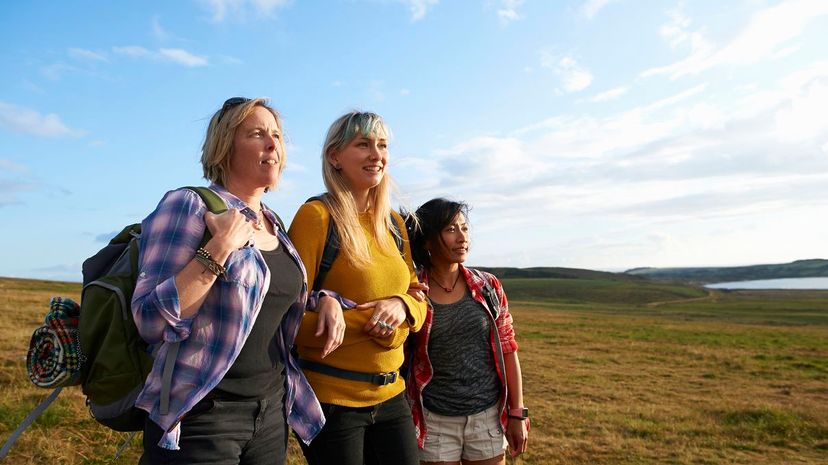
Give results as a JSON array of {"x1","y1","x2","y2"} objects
[{"x1": 288, "y1": 111, "x2": 426, "y2": 465}]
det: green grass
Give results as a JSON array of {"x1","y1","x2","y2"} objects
[
  {"x1": 2, "y1": 276, "x2": 827, "y2": 464},
  {"x1": 502, "y1": 277, "x2": 708, "y2": 305}
]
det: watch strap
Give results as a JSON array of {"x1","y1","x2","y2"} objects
[{"x1": 508, "y1": 407, "x2": 529, "y2": 419}]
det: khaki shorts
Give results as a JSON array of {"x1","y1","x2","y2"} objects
[{"x1": 419, "y1": 404, "x2": 507, "y2": 462}]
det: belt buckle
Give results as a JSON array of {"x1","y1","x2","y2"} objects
[{"x1": 376, "y1": 371, "x2": 397, "y2": 386}]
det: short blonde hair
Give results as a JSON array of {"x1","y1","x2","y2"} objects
[
  {"x1": 201, "y1": 97, "x2": 286, "y2": 187},
  {"x1": 320, "y1": 111, "x2": 398, "y2": 267}
]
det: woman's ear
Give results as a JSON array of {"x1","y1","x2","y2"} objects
[{"x1": 326, "y1": 149, "x2": 340, "y2": 170}]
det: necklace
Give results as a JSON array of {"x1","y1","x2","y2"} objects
[
  {"x1": 432, "y1": 271, "x2": 461, "y2": 292},
  {"x1": 254, "y1": 207, "x2": 265, "y2": 230}
]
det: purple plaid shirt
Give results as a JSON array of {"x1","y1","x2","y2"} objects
[{"x1": 131, "y1": 184, "x2": 324, "y2": 450}]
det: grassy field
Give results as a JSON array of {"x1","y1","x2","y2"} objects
[{"x1": 1, "y1": 276, "x2": 827, "y2": 464}]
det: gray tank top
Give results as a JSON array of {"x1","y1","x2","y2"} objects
[{"x1": 422, "y1": 291, "x2": 500, "y2": 416}]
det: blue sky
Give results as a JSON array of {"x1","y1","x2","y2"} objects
[{"x1": 2, "y1": 0, "x2": 827, "y2": 282}]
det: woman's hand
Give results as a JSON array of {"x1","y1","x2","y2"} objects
[
  {"x1": 406, "y1": 282, "x2": 429, "y2": 302},
  {"x1": 204, "y1": 209, "x2": 257, "y2": 260},
  {"x1": 316, "y1": 296, "x2": 346, "y2": 358},
  {"x1": 357, "y1": 297, "x2": 407, "y2": 337},
  {"x1": 506, "y1": 417, "x2": 528, "y2": 457}
]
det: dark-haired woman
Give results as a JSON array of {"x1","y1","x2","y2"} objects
[{"x1": 405, "y1": 198, "x2": 528, "y2": 465}]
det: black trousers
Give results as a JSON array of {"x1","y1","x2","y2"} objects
[
  {"x1": 299, "y1": 392, "x2": 419, "y2": 465},
  {"x1": 140, "y1": 393, "x2": 287, "y2": 465}
]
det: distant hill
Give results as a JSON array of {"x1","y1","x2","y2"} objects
[
  {"x1": 625, "y1": 259, "x2": 828, "y2": 283},
  {"x1": 476, "y1": 266, "x2": 640, "y2": 281}
]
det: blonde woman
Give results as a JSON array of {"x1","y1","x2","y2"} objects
[
  {"x1": 288, "y1": 111, "x2": 427, "y2": 465},
  {"x1": 132, "y1": 97, "x2": 323, "y2": 464}
]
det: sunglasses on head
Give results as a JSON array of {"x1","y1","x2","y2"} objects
[{"x1": 217, "y1": 97, "x2": 251, "y2": 122}]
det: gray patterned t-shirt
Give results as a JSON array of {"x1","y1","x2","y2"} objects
[{"x1": 422, "y1": 291, "x2": 500, "y2": 416}]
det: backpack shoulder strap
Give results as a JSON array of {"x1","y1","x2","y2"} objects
[
  {"x1": 185, "y1": 186, "x2": 228, "y2": 247},
  {"x1": 306, "y1": 195, "x2": 339, "y2": 292},
  {"x1": 186, "y1": 186, "x2": 227, "y2": 214},
  {"x1": 388, "y1": 212, "x2": 404, "y2": 255},
  {"x1": 470, "y1": 268, "x2": 500, "y2": 320},
  {"x1": 306, "y1": 195, "x2": 407, "y2": 292}
]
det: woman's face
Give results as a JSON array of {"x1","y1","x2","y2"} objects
[
  {"x1": 226, "y1": 106, "x2": 283, "y2": 191},
  {"x1": 430, "y1": 212, "x2": 470, "y2": 265},
  {"x1": 330, "y1": 134, "x2": 388, "y2": 194}
]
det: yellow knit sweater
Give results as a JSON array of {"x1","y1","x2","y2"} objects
[{"x1": 287, "y1": 200, "x2": 426, "y2": 406}]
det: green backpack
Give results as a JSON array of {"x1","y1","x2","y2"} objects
[
  {"x1": 80, "y1": 186, "x2": 227, "y2": 430},
  {"x1": 0, "y1": 186, "x2": 226, "y2": 459}
]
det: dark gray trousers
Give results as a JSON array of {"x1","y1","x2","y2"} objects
[{"x1": 140, "y1": 393, "x2": 287, "y2": 465}]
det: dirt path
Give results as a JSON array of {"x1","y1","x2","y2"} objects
[{"x1": 645, "y1": 289, "x2": 718, "y2": 307}]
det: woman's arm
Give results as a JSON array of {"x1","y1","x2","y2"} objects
[
  {"x1": 131, "y1": 189, "x2": 252, "y2": 344},
  {"x1": 486, "y1": 271, "x2": 527, "y2": 456},
  {"x1": 174, "y1": 208, "x2": 252, "y2": 317},
  {"x1": 504, "y1": 351, "x2": 528, "y2": 457}
]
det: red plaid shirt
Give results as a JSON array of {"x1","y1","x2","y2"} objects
[{"x1": 405, "y1": 265, "x2": 519, "y2": 447}]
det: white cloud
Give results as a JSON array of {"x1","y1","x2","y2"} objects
[
  {"x1": 113, "y1": 46, "x2": 209, "y2": 67},
  {"x1": 399, "y1": 62, "x2": 828, "y2": 268},
  {"x1": 159, "y1": 48, "x2": 209, "y2": 67},
  {"x1": 589, "y1": 86, "x2": 628, "y2": 102},
  {"x1": 399, "y1": 0, "x2": 439, "y2": 22},
  {"x1": 0, "y1": 179, "x2": 36, "y2": 208},
  {"x1": 659, "y1": 5, "x2": 693, "y2": 50},
  {"x1": 773, "y1": 77, "x2": 828, "y2": 142},
  {"x1": 112, "y1": 45, "x2": 152, "y2": 57},
  {"x1": 199, "y1": 0, "x2": 292, "y2": 22},
  {"x1": 582, "y1": 0, "x2": 618, "y2": 19},
  {"x1": 400, "y1": 88, "x2": 411, "y2": 96},
  {"x1": 40, "y1": 62, "x2": 80, "y2": 81},
  {"x1": 150, "y1": 15, "x2": 190, "y2": 43},
  {"x1": 0, "y1": 159, "x2": 28, "y2": 174},
  {"x1": 219, "y1": 55, "x2": 244, "y2": 65},
  {"x1": 0, "y1": 102, "x2": 84, "y2": 138},
  {"x1": 68, "y1": 48, "x2": 107, "y2": 61},
  {"x1": 643, "y1": 0, "x2": 828, "y2": 79},
  {"x1": 543, "y1": 55, "x2": 593, "y2": 93},
  {"x1": 497, "y1": 0, "x2": 524, "y2": 24}
]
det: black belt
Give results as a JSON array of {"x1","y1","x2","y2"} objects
[{"x1": 299, "y1": 359, "x2": 398, "y2": 386}]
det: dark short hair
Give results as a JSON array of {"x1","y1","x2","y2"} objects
[{"x1": 405, "y1": 198, "x2": 470, "y2": 270}]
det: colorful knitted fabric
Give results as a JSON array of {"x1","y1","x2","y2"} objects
[{"x1": 27, "y1": 297, "x2": 84, "y2": 388}]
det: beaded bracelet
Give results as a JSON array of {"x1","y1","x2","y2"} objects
[{"x1": 194, "y1": 247, "x2": 226, "y2": 277}]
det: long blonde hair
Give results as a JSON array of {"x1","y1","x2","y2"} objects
[{"x1": 320, "y1": 111, "x2": 399, "y2": 267}]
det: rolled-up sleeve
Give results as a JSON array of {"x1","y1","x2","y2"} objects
[
  {"x1": 490, "y1": 275, "x2": 519, "y2": 354},
  {"x1": 132, "y1": 189, "x2": 206, "y2": 344}
]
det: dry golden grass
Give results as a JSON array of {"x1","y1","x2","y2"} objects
[{"x1": 1, "y1": 277, "x2": 826, "y2": 464}]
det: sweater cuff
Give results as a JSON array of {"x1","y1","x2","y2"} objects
[{"x1": 307, "y1": 290, "x2": 357, "y2": 311}]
